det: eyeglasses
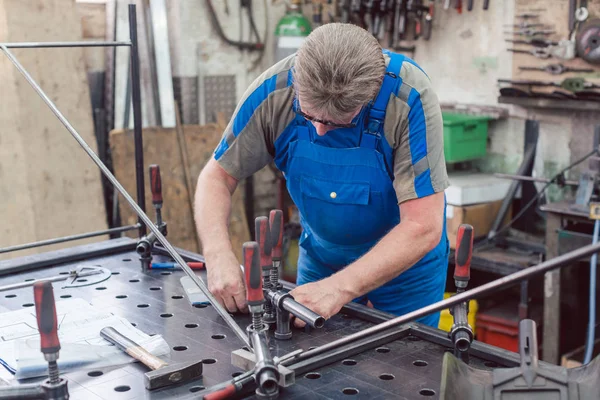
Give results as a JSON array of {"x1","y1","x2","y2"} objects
[{"x1": 296, "y1": 105, "x2": 358, "y2": 129}]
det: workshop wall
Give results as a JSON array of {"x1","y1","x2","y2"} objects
[
  {"x1": 71, "y1": 0, "x2": 598, "y2": 224},
  {"x1": 0, "y1": 0, "x2": 108, "y2": 260}
]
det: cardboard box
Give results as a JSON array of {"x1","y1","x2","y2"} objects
[
  {"x1": 446, "y1": 200, "x2": 511, "y2": 249},
  {"x1": 561, "y1": 339, "x2": 600, "y2": 368}
]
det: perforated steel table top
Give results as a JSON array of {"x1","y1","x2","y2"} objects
[{"x1": 0, "y1": 240, "x2": 516, "y2": 400}]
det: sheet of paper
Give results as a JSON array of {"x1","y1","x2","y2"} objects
[{"x1": 0, "y1": 298, "x2": 169, "y2": 380}]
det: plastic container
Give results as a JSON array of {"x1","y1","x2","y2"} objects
[
  {"x1": 442, "y1": 112, "x2": 491, "y2": 163},
  {"x1": 438, "y1": 292, "x2": 478, "y2": 334}
]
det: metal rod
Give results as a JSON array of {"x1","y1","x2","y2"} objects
[
  {"x1": 288, "y1": 241, "x2": 600, "y2": 365},
  {"x1": 0, "y1": 41, "x2": 131, "y2": 48},
  {"x1": 494, "y1": 173, "x2": 579, "y2": 186},
  {"x1": 280, "y1": 295, "x2": 325, "y2": 328},
  {"x1": 129, "y1": 4, "x2": 146, "y2": 237},
  {"x1": 0, "y1": 224, "x2": 140, "y2": 254},
  {"x1": 0, "y1": 43, "x2": 251, "y2": 350}
]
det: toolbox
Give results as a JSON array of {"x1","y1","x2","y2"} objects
[
  {"x1": 442, "y1": 112, "x2": 491, "y2": 163},
  {"x1": 475, "y1": 302, "x2": 542, "y2": 353}
]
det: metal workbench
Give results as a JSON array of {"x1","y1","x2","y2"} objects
[{"x1": 0, "y1": 238, "x2": 524, "y2": 400}]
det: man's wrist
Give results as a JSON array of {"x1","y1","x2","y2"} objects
[{"x1": 329, "y1": 272, "x2": 361, "y2": 305}]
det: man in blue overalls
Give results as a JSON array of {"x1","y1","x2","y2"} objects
[{"x1": 195, "y1": 23, "x2": 450, "y2": 328}]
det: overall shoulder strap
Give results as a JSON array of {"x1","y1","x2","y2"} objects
[{"x1": 360, "y1": 50, "x2": 405, "y2": 150}]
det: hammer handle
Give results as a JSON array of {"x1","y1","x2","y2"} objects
[{"x1": 101, "y1": 327, "x2": 167, "y2": 371}]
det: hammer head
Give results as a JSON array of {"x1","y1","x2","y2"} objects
[{"x1": 144, "y1": 360, "x2": 203, "y2": 390}]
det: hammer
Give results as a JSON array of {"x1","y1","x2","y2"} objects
[{"x1": 100, "y1": 326, "x2": 203, "y2": 390}]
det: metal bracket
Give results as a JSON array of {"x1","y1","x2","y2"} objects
[{"x1": 231, "y1": 349, "x2": 296, "y2": 387}]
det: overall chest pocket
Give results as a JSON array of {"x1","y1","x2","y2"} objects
[{"x1": 300, "y1": 175, "x2": 389, "y2": 246}]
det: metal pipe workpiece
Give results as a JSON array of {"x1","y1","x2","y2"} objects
[{"x1": 267, "y1": 290, "x2": 325, "y2": 329}]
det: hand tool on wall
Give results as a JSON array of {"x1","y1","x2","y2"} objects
[
  {"x1": 518, "y1": 63, "x2": 594, "y2": 75},
  {"x1": 0, "y1": 266, "x2": 110, "y2": 292},
  {"x1": 205, "y1": 0, "x2": 264, "y2": 51},
  {"x1": 100, "y1": 326, "x2": 203, "y2": 390},
  {"x1": 508, "y1": 38, "x2": 577, "y2": 60},
  {"x1": 506, "y1": 28, "x2": 556, "y2": 36},
  {"x1": 507, "y1": 47, "x2": 552, "y2": 59},
  {"x1": 506, "y1": 38, "x2": 558, "y2": 48},
  {"x1": 498, "y1": 77, "x2": 600, "y2": 92},
  {"x1": 243, "y1": 241, "x2": 280, "y2": 399},
  {"x1": 0, "y1": 282, "x2": 70, "y2": 400},
  {"x1": 483, "y1": 0, "x2": 489, "y2": 10},
  {"x1": 422, "y1": 0, "x2": 434, "y2": 40},
  {"x1": 576, "y1": 19, "x2": 600, "y2": 65},
  {"x1": 449, "y1": 224, "x2": 474, "y2": 364}
]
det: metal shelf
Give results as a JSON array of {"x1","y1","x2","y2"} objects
[{"x1": 498, "y1": 95, "x2": 600, "y2": 111}]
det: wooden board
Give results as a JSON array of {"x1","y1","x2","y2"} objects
[
  {"x1": 511, "y1": 0, "x2": 600, "y2": 93},
  {"x1": 0, "y1": 0, "x2": 108, "y2": 261},
  {"x1": 109, "y1": 123, "x2": 250, "y2": 262}
]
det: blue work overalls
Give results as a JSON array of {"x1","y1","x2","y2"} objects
[{"x1": 274, "y1": 51, "x2": 449, "y2": 327}]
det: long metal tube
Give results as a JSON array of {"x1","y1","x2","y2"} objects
[
  {"x1": 288, "y1": 241, "x2": 600, "y2": 364},
  {"x1": 0, "y1": 224, "x2": 140, "y2": 254},
  {"x1": 494, "y1": 173, "x2": 579, "y2": 186},
  {"x1": 0, "y1": 46, "x2": 251, "y2": 350},
  {"x1": 0, "y1": 41, "x2": 131, "y2": 48},
  {"x1": 128, "y1": 4, "x2": 146, "y2": 238}
]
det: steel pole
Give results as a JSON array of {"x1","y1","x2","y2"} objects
[
  {"x1": 287, "y1": 241, "x2": 600, "y2": 364},
  {"x1": 494, "y1": 173, "x2": 579, "y2": 186},
  {"x1": 128, "y1": 4, "x2": 146, "y2": 237},
  {"x1": 0, "y1": 45, "x2": 252, "y2": 350},
  {"x1": 0, "y1": 41, "x2": 131, "y2": 48},
  {"x1": 0, "y1": 224, "x2": 140, "y2": 254}
]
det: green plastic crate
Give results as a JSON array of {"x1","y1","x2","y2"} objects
[{"x1": 442, "y1": 112, "x2": 491, "y2": 163}]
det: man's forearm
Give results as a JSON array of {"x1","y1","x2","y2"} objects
[
  {"x1": 334, "y1": 219, "x2": 441, "y2": 301},
  {"x1": 194, "y1": 167, "x2": 237, "y2": 259}
]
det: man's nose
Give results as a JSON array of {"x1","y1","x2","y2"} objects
[{"x1": 313, "y1": 122, "x2": 333, "y2": 136}]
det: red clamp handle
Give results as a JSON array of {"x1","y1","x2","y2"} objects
[
  {"x1": 149, "y1": 164, "x2": 163, "y2": 206},
  {"x1": 454, "y1": 224, "x2": 473, "y2": 283},
  {"x1": 204, "y1": 384, "x2": 237, "y2": 400},
  {"x1": 255, "y1": 216, "x2": 272, "y2": 269},
  {"x1": 187, "y1": 262, "x2": 205, "y2": 270},
  {"x1": 34, "y1": 281, "x2": 60, "y2": 354},
  {"x1": 243, "y1": 242, "x2": 263, "y2": 306},
  {"x1": 269, "y1": 210, "x2": 284, "y2": 261}
]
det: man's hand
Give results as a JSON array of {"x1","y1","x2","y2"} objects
[
  {"x1": 206, "y1": 253, "x2": 248, "y2": 314},
  {"x1": 289, "y1": 278, "x2": 351, "y2": 328}
]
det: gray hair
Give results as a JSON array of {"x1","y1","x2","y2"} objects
[{"x1": 293, "y1": 23, "x2": 385, "y2": 119}]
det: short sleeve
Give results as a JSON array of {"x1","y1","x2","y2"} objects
[
  {"x1": 213, "y1": 56, "x2": 295, "y2": 180},
  {"x1": 391, "y1": 63, "x2": 449, "y2": 204}
]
